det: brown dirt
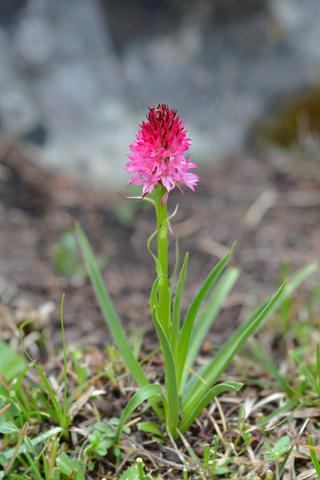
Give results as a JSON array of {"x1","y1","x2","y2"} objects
[{"x1": 0, "y1": 135, "x2": 319, "y2": 353}]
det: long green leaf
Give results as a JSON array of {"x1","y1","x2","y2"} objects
[
  {"x1": 257, "y1": 398, "x2": 299, "y2": 427},
  {"x1": 181, "y1": 302, "x2": 267, "y2": 403},
  {"x1": 42, "y1": 452, "x2": 50, "y2": 480},
  {"x1": 76, "y1": 224, "x2": 162, "y2": 417},
  {"x1": 309, "y1": 436, "x2": 320, "y2": 478},
  {"x1": 179, "y1": 381, "x2": 242, "y2": 434},
  {"x1": 2, "y1": 427, "x2": 63, "y2": 460},
  {"x1": 180, "y1": 267, "x2": 239, "y2": 390},
  {"x1": 176, "y1": 244, "x2": 235, "y2": 390},
  {"x1": 171, "y1": 253, "x2": 189, "y2": 363},
  {"x1": 273, "y1": 262, "x2": 318, "y2": 310},
  {"x1": 152, "y1": 308, "x2": 179, "y2": 437},
  {"x1": 181, "y1": 262, "x2": 317, "y2": 408},
  {"x1": 182, "y1": 282, "x2": 285, "y2": 416},
  {"x1": 114, "y1": 384, "x2": 162, "y2": 452}
]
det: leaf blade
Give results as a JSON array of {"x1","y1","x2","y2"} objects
[
  {"x1": 171, "y1": 252, "x2": 189, "y2": 363},
  {"x1": 181, "y1": 267, "x2": 239, "y2": 390},
  {"x1": 179, "y1": 381, "x2": 242, "y2": 434},
  {"x1": 182, "y1": 282, "x2": 286, "y2": 416},
  {"x1": 114, "y1": 384, "x2": 162, "y2": 453},
  {"x1": 176, "y1": 244, "x2": 235, "y2": 390},
  {"x1": 76, "y1": 223, "x2": 162, "y2": 417},
  {"x1": 152, "y1": 308, "x2": 180, "y2": 437}
]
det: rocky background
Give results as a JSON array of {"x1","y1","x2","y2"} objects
[{"x1": 0, "y1": 0, "x2": 319, "y2": 190}]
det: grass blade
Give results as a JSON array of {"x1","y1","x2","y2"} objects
[
  {"x1": 276, "y1": 447, "x2": 294, "y2": 480},
  {"x1": 274, "y1": 262, "x2": 318, "y2": 305},
  {"x1": 257, "y1": 398, "x2": 298, "y2": 427},
  {"x1": 317, "y1": 344, "x2": 320, "y2": 385},
  {"x1": 308, "y1": 435, "x2": 320, "y2": 478},
  {"x1": 249, "y1": 338, "x2": 294, "y2": 397},
  {"x1": 19, "y1": 319, "x2": 69, "y2": 432},
  {"x1": 176, "y1": 244, "x2": 235, "y2": 390},
  {"x1": 2, "y1": 427, "x2": 63, "y2": 460},
  {"x1": 76, "y1": 223, "x2": 162, "y2": 417},
  {"x1": 41, "y1": 451, "x2": 49, "y2": 480}
]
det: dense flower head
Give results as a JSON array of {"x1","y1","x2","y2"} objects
[{"x1": 125, "y1": 104, "x2": 199, "y2": 202}]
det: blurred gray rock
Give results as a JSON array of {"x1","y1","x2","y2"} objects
[{"x1": 0, "y1": 0, "x2": 319, "y2": 190}]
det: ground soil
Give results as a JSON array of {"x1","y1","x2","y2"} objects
[{"x1": 0, "y1": 135, "x2": 319, "y2": 355}]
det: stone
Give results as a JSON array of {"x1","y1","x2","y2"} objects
[{"x1": 0, "y1": 0, "x2": 319, "y2": 191}]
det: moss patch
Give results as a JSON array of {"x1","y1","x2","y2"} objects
[{"x1": 253, "y1": 88, "x2": 320, "y2": 148}]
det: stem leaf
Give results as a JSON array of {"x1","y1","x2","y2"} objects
[{"x1": 171, "y1": 252, "x2": 189, "y2": 362}]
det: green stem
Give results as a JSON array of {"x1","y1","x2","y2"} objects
[
  {"x1": 156, "y1": 188, "x2": 170, "y2": 338},
  {"x1": 60, "y1": 294, "x2": 68, "y2": 420}
]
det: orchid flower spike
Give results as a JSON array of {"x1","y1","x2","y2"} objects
[{"x1": 125, "y1": 104, "x2": 199, "y2": 205}]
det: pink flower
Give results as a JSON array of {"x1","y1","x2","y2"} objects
[{"x1": 125, "y1": 104, "x2": 199, "y2": 203}]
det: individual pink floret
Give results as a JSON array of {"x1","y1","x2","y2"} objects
[{"x1": 125, "y1": 104, "x2": 199, "y2": 203}]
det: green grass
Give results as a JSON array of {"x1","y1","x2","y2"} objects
[{"x1": 0, "y1": 268, "x2": 320, "y2": 479}]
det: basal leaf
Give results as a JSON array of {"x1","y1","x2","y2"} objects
[
  {"x1": 182, "y1": 282, "x2": 285, "y2": 416},
  {"x1": 176, "y1": 244, "x2": 235, "y2": 390},
  {"x1": 180, "y1": 267, "x2": 239, "y2": 390},
  {"x1": 179, "y1": 381, "x2": 242, "y2": 433},
  {"x1": 76, "y1": 223, "x2": 162, "y2": 417},
  {"x1": 114, "y1": 384, "x2": 162, "y2": 460},
  {"x1": 152, "y1": 308, "x2": 179, "y2": 437}
]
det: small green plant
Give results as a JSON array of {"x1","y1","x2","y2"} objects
[
  {"x1": 264, "y1": 436, "x2": 291, "y2": 461},
  {"x1": 264, "y1": 436, "x2": 292, "y2": 480},
  {"x1": 85, "y1": 420, "x2": 131, "y2": 471},
  {"x1": 202, "y1": 438, "x2": 230, "y2": 476},
  {"x1": 18, "y1": 296, "x2": 71, "y2": 438},
  {"x1": 76, "y1": 104, "x2": 318, "y2": 456},
  {"x1": 2, "y1": 102, "x2": 319, "y2": 480},
  {"x1": 0, "y1": 421, "x2": 63, "y2": 479}
]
